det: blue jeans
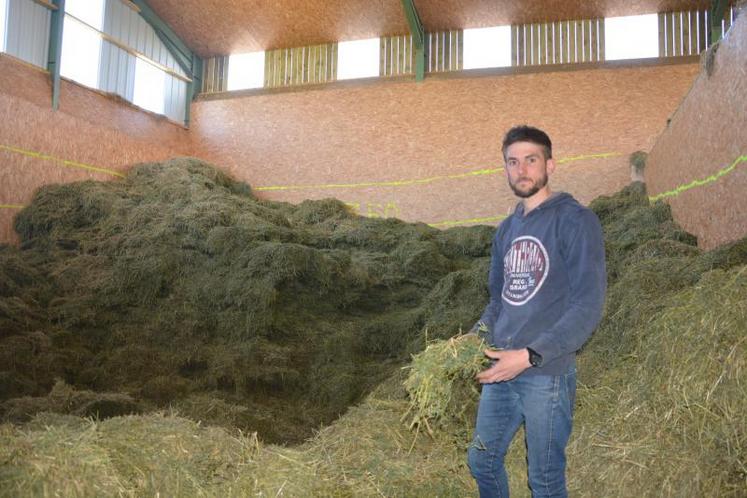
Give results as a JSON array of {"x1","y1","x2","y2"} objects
[{"x1": 467, "y1": 371, "x2": 577, "y2": 498}]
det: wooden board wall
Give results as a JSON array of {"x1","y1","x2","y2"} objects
[
  {"x1": 190, "y1": 61, "x2": 700, "y2": 230},
  {"x1": 0, "y1": 54, "x2": 194, "y2": 244},
  {"x1": 646, "y1": 10, "x2": 747, "y2": 249}
]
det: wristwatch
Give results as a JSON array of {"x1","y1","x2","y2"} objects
[{"x1": 527, "y1": 347, "x2": 543, "y2": 367}]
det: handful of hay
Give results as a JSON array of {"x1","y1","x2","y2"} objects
[{"x1": 403, "y1": 333, "x2": 490, "y2": 436}]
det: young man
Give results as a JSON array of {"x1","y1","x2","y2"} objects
[{"x1": 467, "y1": 126, "x2": 607, "y2": 497}]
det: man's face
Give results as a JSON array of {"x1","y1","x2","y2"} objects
[{"x1": 504, "y1": 141, "x2": 555, "y2": 198}]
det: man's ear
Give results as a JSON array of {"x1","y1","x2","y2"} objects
[{"x1": 546, "y1": 158, "x2": 557, "y2": 176}]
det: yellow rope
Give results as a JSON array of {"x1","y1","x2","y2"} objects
[
  {"x1": 2, "y1": 142, "x2": 741, "y2": 224},
  {"x1": 254, "y1": 152, "x2": 622, "y2": 191},
  {"x1": 429, "y1": 154, "x2": 746, "y2": 227},
  {"x1": 428, "y1": 214, "x2": 507, "y2": 228},
  {"x1": 649, "y1": 155, "x2": 747, "y2": 202},
  {"x1": 0, "y1": 144, "x2": 124, "y2": 178},
  {"x1": 0, "y1": 143, "x2": 622, "y2": 192}
]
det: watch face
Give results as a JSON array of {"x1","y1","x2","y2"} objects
[{"x1": 529, "y1": 349, "x2": 541, "y2": 367}]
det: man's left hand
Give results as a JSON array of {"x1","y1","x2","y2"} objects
[{"x1": 475, "y1": 348, "x2": 531, "y2": 384}]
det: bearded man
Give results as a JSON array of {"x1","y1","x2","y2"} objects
[{"x1": 467, "y1": 125, "x2": 607, "y2": 498}]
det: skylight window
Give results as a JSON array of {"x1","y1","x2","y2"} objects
[
  {"x1": 60, "y1": 0, "x2": 105, "y2": 88},
  {"x1": 0, "y1": 0, "x2": 7, "y2": 52},
  {"x1": 463, "y1": 26, "x2": 512, "y2": 69},
  {"x1": 227, "y1": 51, "x2": 265, "y2": 90},
  {"x1": 133, "y1": 57, "x2": 165, "y2": 114},
  {"x1": 605, "y1": 14, "x2": 659, "y2": 61},
  {"x1": 337, "y1": 37, "x2": 380, "y2": 80}
]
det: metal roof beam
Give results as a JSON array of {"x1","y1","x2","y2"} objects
[{"x1": 400, "y1": 0, "x2": 425, "y2": 81}]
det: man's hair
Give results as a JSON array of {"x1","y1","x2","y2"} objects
[{"x1": 502, "y1": 125, "x2": 552, "y2": 160}]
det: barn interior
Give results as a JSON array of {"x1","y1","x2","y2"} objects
[{"x1": 0, "y1": 0, "x2": 745, "y2": 496}]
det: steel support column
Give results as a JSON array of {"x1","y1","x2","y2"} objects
[
  {"x1": 47, "y1": 0, "x2": 65, "y2": 110},
  {"x1": 400, "y1": 0, "x2": 425, "y2": 81}
]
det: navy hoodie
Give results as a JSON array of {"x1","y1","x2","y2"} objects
[{"x1": 474, "y1": 192, "x2": 607, "y2": 376}]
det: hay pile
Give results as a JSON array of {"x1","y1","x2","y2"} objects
[
  {"x1": 1, "y1": 163, "x2": 745, "y2": 497},
  {"x1": 0, "y1": 377, "x2": 477, "y2": 497},
  {"x1": 0, "y1": 158, "x2": 493, "y2": 443},
  {"x1": 402, "y1": 333, "x2": 487, "y2": 438}
]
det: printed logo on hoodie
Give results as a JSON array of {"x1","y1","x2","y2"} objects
[{"x1": 502, "y1": 235, "x2": 549, "y2": 306}]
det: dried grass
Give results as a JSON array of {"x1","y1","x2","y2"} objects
[{"x1": 1, "y1": 162, "x2": 746, "y2": 496}]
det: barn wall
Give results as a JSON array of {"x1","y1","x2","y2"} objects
[
  {"x1": 0, "y1": 54, "x2": 193, "y2": 243},
  {"x1": 1, "y1": 49, "x2": 710, "y2": 246},
  {"x1": 190, "y1": 61, "x2": 700, "y2": 228},
  {"x1": 646, "y1": 11, "x2": 747, "y2": 249}
]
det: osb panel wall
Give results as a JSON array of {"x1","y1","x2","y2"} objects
[
  {"x1": 0, "y1": 55, "x2": 193, "y2": 244},
  {"x1": 191, "y1": 62, "x2": 700, "y2": 229},
  {"x1": 646, "y1": 12, "x2": 746, "y2": 249}
]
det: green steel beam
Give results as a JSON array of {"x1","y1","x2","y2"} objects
[
  {"x1": 131, "y1": 0, "x2": 202, "y2": 125},
  {"x1": 400, "y1": 0, "x2": 425, "y2": 81},
  {"x1": 710, "y1": 0, "x2": 729, "y2": 43},
  {"x1": 184, "y1": 54, "x2": 202, "y2": 126},
  {"x1": 47, "y1": 0, "x2": 65, "y2": 110}
]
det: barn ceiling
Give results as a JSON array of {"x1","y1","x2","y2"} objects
[{"x1": 145, "y1": 0, "x2": 712, "y2": 57}]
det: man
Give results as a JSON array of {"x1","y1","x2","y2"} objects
[{"x1": 467, "y1": 126, "x2": 607, "y2": 498}]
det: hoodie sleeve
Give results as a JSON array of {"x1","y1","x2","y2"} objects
[
  {"x1": 471, "y1": 223, "x2": 507, "y2": 339},
  {"x1": 526, "y1": 209, "x2": 606, "y2": 363}
]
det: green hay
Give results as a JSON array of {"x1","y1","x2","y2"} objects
[
  {"x1": 306, "y1": 391, "x2": 476, "y2": 496},
  {"x1": 1, "y1": 256, "x2": 744, "y2": 496},
  {"x1": 288, "y1": 198, "x2": 355, "y2": 225},
  {"x1": 689, "y1": 236, "x2": 747, "y2": 277},
  {"x1": 0, "y1": 378, "x2": 476, "y2": 497},
  {"x1": 434, "y1": 224, "x2": 494, "y2": 259},
  {"x1": 0, "y1": 416, "x2": 127, "y2": 497},
  {"x1": 569, "y1": 266, "x2": 747, "y2": 497},
  {"x1": 0, "y1": 245, "x2": 50, "y2": 338},
  {"x1": 418, "y1": 258, "x2": 490, "y2": 339},
  {"x1": 1, "y1": 158, "x2": 493, "y2": 442},
  {"x1": 402, "y1": 334, "x2": 488, "y2": 437},
  {"x1": 589, "y1": 183, "x2": 697, "y2": 281},
  {"x1": 2, "y1": 162, "x2": 747, "y2": 496},
  {"x1": 0, "y1": 381, "x2": 142, "y2": 423},
  {"x1": 629, "y1": 150, "x2": 647, "y2": 174}
]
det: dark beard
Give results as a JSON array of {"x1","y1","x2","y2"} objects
[{"x1": 509, "y1": 173, "x2": 548, "y2": 198}]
